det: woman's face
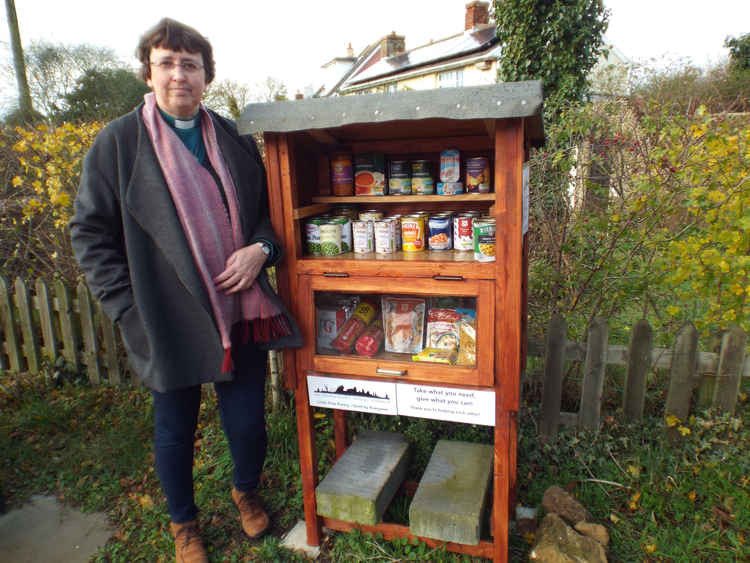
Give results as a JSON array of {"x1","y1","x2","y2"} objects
[{"x1": 147, "y1": 47, "x2": 207, "y2": 118}]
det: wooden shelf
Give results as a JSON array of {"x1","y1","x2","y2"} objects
[{"x1": 311, "y1": 194, "x2": 495, "y2": 204}]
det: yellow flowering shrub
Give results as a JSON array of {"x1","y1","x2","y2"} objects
[{"x1": 1, "y1": 121, "x2": 102, "y2": 281}]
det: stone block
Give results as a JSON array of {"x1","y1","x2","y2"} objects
[
  {"x1": 409, "y1": 440, "x2": 493, "y2": 545},
  {"x1": 315, "y1": 431, "x2": 409, "y2": 525}
]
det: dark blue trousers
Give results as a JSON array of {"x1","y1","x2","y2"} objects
[{"x1": 151, "y1": 345, "x2": 267, "y2": 523}]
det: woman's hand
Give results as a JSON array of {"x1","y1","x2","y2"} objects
[{"x1": 213, "y1": 243, "x2": 267, "y2": 295}]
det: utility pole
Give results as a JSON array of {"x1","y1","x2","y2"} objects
[{"x1": 5, "y1": 0, "x2": 35, "y2": 121}]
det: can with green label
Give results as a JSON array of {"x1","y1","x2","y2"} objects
[
  {"x1": 305, "y1": 217, "x2": 326, "y2": 255},
  {"x1": 473, "y1": 217, "x2": 496, "y2": 262},
  {"x1": 319, "y1": 222, "x2": 343, "y2": 256},
  {"x1": 331, "y1": 216, "x2": 352, "y2": 253}
]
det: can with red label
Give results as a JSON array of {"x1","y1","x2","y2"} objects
[{"x1": 453, "y1": 213, "x2": 476, "y2": 251}]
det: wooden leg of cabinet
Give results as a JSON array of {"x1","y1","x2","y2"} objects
[
  {"x1": 492, "y1": 410, "x2": 511, "y2": 563},
  {"x1": 295, "y1": 383, "x2": 321, "y2": 546},
  {"x1": 333, "y1": 409, "x2": 349, "y2": 461}
]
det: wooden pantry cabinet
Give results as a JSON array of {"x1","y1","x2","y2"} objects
[{"x1": 239, "y1": 81, "x2": 544, "y2": 562}]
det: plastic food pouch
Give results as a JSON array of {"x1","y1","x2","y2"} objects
[
  {"x1": 355, "y1": 319, "x2": 384, "y2": 357},
  {"x1": 412, "y1": 347, "x2": 457, "y2": 364},
  {"x1": 330, "y1": 300, "x2": 377, "y2": 353},
  {"x1": 456, "y1": 311, "x2": 477, "y2": 366},
  {"x1": 426, "y1": 307, "x2": 462, "y2": 350},
  {"x1": 382, "y1": 296, "x2": 426, "y2": 354}
]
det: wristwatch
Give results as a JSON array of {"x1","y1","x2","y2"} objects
[{"x1": 258, "y1": 242, "x2": 272, "y2": 256}]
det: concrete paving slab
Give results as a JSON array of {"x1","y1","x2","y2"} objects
[
  {"x1": 0, "y1": 495, "x2": 113, "y2": 562},
  {"x1": 280, "y1": 520, "x2": 321, "y2": 558}
]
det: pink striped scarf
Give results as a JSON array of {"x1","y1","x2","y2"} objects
[{"x1": 141, "y1": 92, "x2": 286, "y2": 372}]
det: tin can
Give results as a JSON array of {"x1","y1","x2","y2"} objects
[
  {"x1": 374, "y1": 219, "x2": 397, "y2": 254},
  {"x1": 352, "y1": 220, "x2": 374, "y2": 253},
  {"x1": 390, "y1": 160, "x2": 410, "y2": 176},
  {"x1": 440, "y1": 149, "x2": 461, "y2": 182},
  {"x1": 331, "y1": 216, "x2": 352, "y2": 253},
  {"x1": 453, "y1": 213, "x2": 475, "y2": 251},
  {"x1": 359, "y1": 209, "x2": 384, "y2": 222},
  {"x1": 412, "y1": 176, "x2": 435, "y2": 195},
  {"x1": 401, "y1": 214, "x2": 425, "y2": 252},
  {"x1": 437, "y1": 182, "x2": 464, "y2": 195},
  {"x1": 473, "y1": 217, "x2": 496, "y2": 262},
  {"x1": 428, "y1": 214, "x2": 453, "y2": 250},
  {"x1": 332, "y1": 205, "x2": 359, "y2": 220},
  {"x1": 305, "y1": 217, "x2": 325, "y2": 255},
  {"x1": 331, "y1": 153, "x2": 354, "y2": 196},
  {"x1": 319, "y1": 222, "x2": 343, "y2": 256},
  {"x1": 355, "y1": 153, "x2": 387, "y2": 195},
  {"x1": 387, "y1": 215, "x2": 403, "y2": 250},
  {"x1": 389, "y1": 176, "x2": 412, "y2": 195},
  {"x1": 466, "y1": 157, "x2": 491, "y2": 193}
]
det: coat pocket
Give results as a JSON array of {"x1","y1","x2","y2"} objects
[{"x1": 118, "y1": 305, "x2": 151, "y2": 361}]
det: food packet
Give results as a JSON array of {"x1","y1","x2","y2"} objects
[
  {"x1": 456, "y1": 311, "x2": 476, "y2": 366},
  {"x1": 330, "y1": 300, "x2": 377, "y2": 353},
  {"x1": 382, "y1": 296, "x2": 426, "y2": 354},
  {"x1": 355, "y1": 319, "x2": 384, "y2": 357},
  {"x1": 412, "y1": 347, "x2": 457, "y2": 364},
  {"x1": 426, "y1": 307, "x2": 462, "y2": 350}
]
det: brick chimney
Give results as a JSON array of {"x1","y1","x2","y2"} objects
[
  {"x1": 380, "y1": 32, "x2": 405, "y2": 58},
  {"x1": 465, "y1": 1, "x2": 490, "y2": 30}
]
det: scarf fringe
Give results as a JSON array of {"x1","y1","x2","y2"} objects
[{"x1": 252, "y1": 314, "x2": 292, "y2": 343}]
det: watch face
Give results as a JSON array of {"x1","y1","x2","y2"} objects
[{"x1": 261, "y1": 243, "x2": 271, "y2": 255}]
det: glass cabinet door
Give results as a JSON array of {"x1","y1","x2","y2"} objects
[{"x1": 298, "y1": 275, "x2": 494, "y2": 387}]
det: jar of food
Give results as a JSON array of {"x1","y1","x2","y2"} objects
[{"x1": 331, "y1": 153, "x2": 354, "y2": 196}]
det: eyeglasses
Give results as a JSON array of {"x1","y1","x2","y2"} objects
[{"x1": 150, "y1": 60, "x2": 204, "y2": 73}]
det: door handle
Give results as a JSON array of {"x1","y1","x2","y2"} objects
[
  {"x1": 323, "y1": 272, "x2": 349, "y2": 277},
  {"x1": 376, "y1": 368, "x2": 407, "y2": 376},
  {"x1": 432, "y1": 275, "x2": 464, "y2": 281}
]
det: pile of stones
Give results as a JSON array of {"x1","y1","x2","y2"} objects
[{"x1": 525, "y1": 485, "x2": 609, "y2": 563}]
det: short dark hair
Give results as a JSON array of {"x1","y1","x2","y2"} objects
[{"x1": 136, "y1": 18, "x2": 215, "y2": 84}]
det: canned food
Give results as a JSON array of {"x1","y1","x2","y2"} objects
[
  {"x1": 428, "y1": 214, "x2": 452, "y2": 250},
  {"x1": 331, "y1": 216, "x2": 352, "y2": 253},
  {"x1": 359, "y1": 209, "x2": 384, "y2": 222},
  {"x1": 319, "y1": 222, "x2": 343, "y2": 256},
  {"x1": 355, "y1": 153, "x2": 387, "y2": 195},
  {"x1": 331, "y1": 153, "x2": 354, "y2": 196},
  {"x1": 401, "y1": 214, "x2": 425, "y2": 252},
  {"x1": 389, "y1": 176, "x2": 412, "y2": 195},
  {"x1": 305, "y1": 218, "x2": 325, "y2": 255},
  {"x1": 411, "y1": 160, "x2": 431, "y2": 176},
  {"x1": 386, "y1": 215, "x2": 403, "y2": 250},
  {"x1": 352, "y1": 220, "x2": 375, "y2": 253},
  {"x1": 440, "y1": 149, "x2": 461, "y2": 182},
  {"x1": 389, "y1": 160, "x2": 410, "y2": 176},
  {"x1": 466, "y1": 157, "x2": 491, "y2": 193},
  {"x1": 374, "y1": 219, "x2": 397, "y2": 254},
  {"x1": 453, "y1": 213, "x2": 475, "y2": 251},
  {"x1": 332, "y1": 205, "x2": 359, "y2": 220},
  {"x1": 412, "y1": 176, "x2": 435, "y2": 195},
  {"x1": 437, "y1": 182, "x2": 464, "y2": 195},
  {"x1": 473, "y1": 218, "x2": 496, "y2": 262}
]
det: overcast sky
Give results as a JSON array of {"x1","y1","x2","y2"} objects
[{"x1": 1, "y1": 0, "x2": 747, "y2": 101}]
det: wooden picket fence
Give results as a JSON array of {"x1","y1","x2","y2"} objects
[
  {"x1": 0, "y1": 275, "x2": 128, "y2": 384},
  {"x1": 532, "y1": 315, "x2": 749, "y2": 438}
]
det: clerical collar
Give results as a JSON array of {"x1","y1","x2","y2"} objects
[{"x1": 158, "y1": 107, "x2": 200, "y2": 129}]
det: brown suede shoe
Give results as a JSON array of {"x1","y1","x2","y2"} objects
[
  {"x1": 170, "y1": 520, "x2": 208, "y2": 563},
  {"x1": 231, "y1": 487, "x2": 270, "y2": 538}
]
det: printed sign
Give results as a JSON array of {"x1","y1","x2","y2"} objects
[
  {"x1": 307, "y1": 374, "x2": 495, "y2": 425},
  {"x1": 307, "y1": 375, "x2": 397, "y2": 415},
  {"x1": 396, "y1": 383, "x2": 495, "y2": 426}
]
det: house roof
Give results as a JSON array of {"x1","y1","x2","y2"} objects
[
  {"x1": 344, "y1": 24, "x2": 498, "y2": 88},
  {"x1": 238, "y1": 80, "x2": 544, "y2": 146}
]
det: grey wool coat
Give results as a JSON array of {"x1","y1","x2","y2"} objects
[{"x1": 70, "y1": 104, "x2": 301, "y2": 392}]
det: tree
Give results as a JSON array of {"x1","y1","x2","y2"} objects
[
  {"x1": 493, "y1": 0, "x2": 609, "y2": 115},
  {"x1": 3, "y1": 0, "x2": 40, "y2": 123},
  {"x1": 725, "y1": 32, "x2": 750, "y2": 72},
  {"x1": 57, "y1": 67, "x2": 149, "y2": 123},
  {"x1": 22, "y1": 41, "x2": 120, "y2": 117},
  {"x1": 203, "y1": 79, "x2": 250, "y2": 120}
]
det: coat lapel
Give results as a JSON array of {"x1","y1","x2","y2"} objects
[{"x1": 124, "y1": 112, "x2": 213, "y2": 317}]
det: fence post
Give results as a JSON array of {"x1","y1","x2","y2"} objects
[
  {"x1": 55, "y1": 280, "x2": 80, "y2": 374},
  {"x1": 539, "y1": 314, "x2": 567, "y2": 438},
  {"x1": 97, "y1": 301, "x2": 121, "y2": 385},
  {"x1": 623, "y1": 319, "x2": 653, "y2": 421},
  {"x1": 0, "y1": 275, "x2": 22, "y2": 371},
  {"x1": 712, "y1": 324, "x2": 747, "y2": 414},
  {"x1": 77, "y1": 281, "x2": 102, "y2": 384},
  {"x1": 14, "y1": 278, "x2": 39, "y2": 374},
  {"x1": 579, "y1": 317, "x2": 609, "y2": 430},
  {"x1": 665, "y1": 322, "x2": 698, "y2": 424},
  {"x1": 36, "y1": 278, "x2": 58, "y2": 364}
]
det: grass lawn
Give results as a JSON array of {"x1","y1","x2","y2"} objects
[{"x1": 1, "y1": 371, "x2": 748, "y2": 562}]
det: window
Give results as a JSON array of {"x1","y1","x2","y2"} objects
[{"x1": 438, "y1": 69, "x2": 464, "y2": 88}]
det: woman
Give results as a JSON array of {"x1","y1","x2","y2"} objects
[{"x1": 70, "y1": 18, "x2": 299, "y2": 563}]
